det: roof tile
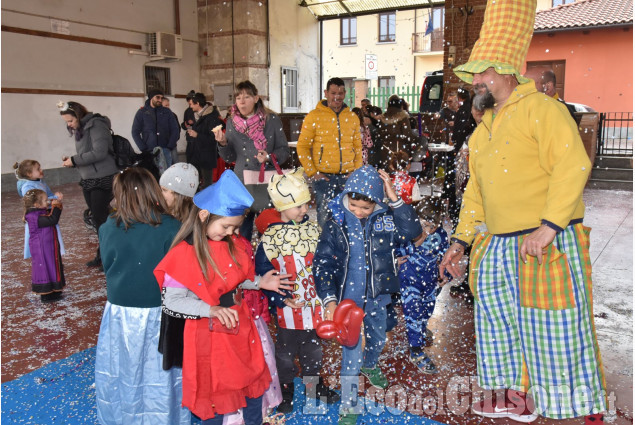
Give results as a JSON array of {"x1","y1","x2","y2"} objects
[{"x1": 535, "y1": 0, "x2": 633, "y2": 31}]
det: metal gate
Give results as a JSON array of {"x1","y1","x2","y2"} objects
[{"x1": 597, "y1": 112, "x2": 633, "y2": 156}]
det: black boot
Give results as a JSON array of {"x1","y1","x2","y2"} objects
[
  {"x1": 277, "y1": 382, "x2": 294, "y2": 414},
  {"x1": 40, "y1": 292, "x2": 63, "y2": 303},
  {"x1": 316, "y1": 377, "x2": 340, "y2": 404},
  {"x1": 86, "y1": 248, "x2": 102, "y2": 268}
]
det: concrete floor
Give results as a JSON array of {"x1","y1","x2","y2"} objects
[{"x1": 1, "y1": 183, "x2": 632, "y2": 424}]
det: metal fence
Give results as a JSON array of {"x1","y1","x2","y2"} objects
[
  {"x1": 597, "y1": 112, "x2": 633, "y2": 156},
  {"x1": 344, "y1": 86, "x2": 422, "y2": 112}
]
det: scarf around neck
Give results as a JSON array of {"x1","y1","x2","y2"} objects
[{"x1": 231, "y1": 104, "x2": 267, "y2": 150}]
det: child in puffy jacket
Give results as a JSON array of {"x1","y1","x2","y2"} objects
[
  {"x1": 396, "y1": 198, "x2": 449, "y2": 375},
  {"x1": 314, "y1": 165, "x2": 421, "y2": 425}
]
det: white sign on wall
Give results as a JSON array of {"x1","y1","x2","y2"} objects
[
  {"x1": 50, "y1": 19, "x2": 71, "y2": 35},
  {"x1": 365, "y1": 54, "x2": 378, "y2": 80}
]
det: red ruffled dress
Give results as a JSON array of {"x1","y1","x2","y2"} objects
[{"x1": 154, "y1": 235, "x2": 271, "y2": 420}]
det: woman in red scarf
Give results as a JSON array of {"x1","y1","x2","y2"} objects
[{"x1": 214, "y1": 81, "x2": 289, "y2": 242}]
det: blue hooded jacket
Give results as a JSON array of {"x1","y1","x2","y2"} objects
[
  {"x1": 314, "y1": 165, "x2": 422, "y2": 309},
  {"x1": 131, "y1": 98, "x2": 180, "y2": 152}
]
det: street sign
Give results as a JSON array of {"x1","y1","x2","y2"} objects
[{"x1": 365, "y1": 54, "x2": 378, "y2": 80}]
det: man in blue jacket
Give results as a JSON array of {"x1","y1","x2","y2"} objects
[
  {"x1": 314, "y1": 165, "x2": 421, "y2": 425},
  {"x1": 131, "y1": 89, "x2": 181, "y2": 167}
]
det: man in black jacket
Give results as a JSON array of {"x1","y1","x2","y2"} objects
[
  {"x1": 186, "y1": 93, "x2": 223, "y2": 188},
  {"x1": 131, "y1": 89, "x2": 180, "y2": 167}
]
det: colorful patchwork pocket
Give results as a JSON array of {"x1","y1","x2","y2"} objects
[{"x1": 518, "y1": 242, "x2": 576, "y2": 310}]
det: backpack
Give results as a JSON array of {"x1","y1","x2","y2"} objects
[{"x1": 110, "y1": 131, "x2": 138, "y2": 169}]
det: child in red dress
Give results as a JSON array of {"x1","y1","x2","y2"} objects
[{"x1": 154, "y1": 170, "x2": 272, "y2": 424}]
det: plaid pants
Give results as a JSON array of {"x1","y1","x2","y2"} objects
[{"x1": 469, "y1": 223, "x2": 607, "y2": 419}]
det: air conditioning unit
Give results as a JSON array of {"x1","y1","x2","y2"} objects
[{"x1": 149, "y1": 32, "x2": 182, "y2": 59}]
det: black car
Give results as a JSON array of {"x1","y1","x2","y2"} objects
[{"x1": 419, "y1": 70, "x2": 444, "y2": 113}]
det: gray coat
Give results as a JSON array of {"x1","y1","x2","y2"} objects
[
  {"x1": 218, "y1": 113, "x2": 289, "y2": 181},
  {"x1": 72, "y1": 113, "x2": 119, "y2": 180}
]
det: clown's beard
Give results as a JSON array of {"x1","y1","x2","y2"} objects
[{"x1": 473, "y1": 85, "x2": 496, "y2": 111}]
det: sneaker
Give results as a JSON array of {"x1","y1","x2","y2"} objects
[
  {"x1": 585, "y1": 414, "x2": 604, "y2": 424},
  {"x1": 277, "y1": 383, "x2": 294, "y2": 414},
  {"x1": 423, "y1": 329, "x2": 434, "y2": 346},
  {"x1": 360, "y1": 367, "x2": 388, "y2": 389},
  {"x1": 316, "y1": 377, "x2": 340, "y2": 404},
  {"x1": 410, "y1": 352, "x2": 438, "y2": 374},
  {"x1": 86, "y1": 257, "x2": 102, "y2": 268},
  {"x1": 338, "y1": 413, "x2": 359, "y2": 425},
  {"x1": 472, "y1": 390, "x2": 538, "y2": 423}
]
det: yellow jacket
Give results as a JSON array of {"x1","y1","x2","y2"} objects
[
  {"x1": 297, "y1": 101, "x2": 362, "y2": 177},
  {"x1": 453, "y1": 82, "x2": 591, "y2": 245}
]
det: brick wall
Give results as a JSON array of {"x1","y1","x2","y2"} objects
[{"x1": 443, "y1": 1, "x2": 488, "y2": 95}]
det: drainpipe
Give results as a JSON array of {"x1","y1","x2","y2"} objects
[
  {"x1": 266, "y1": 0, "x2": 270, "y2": 101},
  {"x1": 319, "y1": 20, "x2": 323, "y2": 99},
  {"x1": 231, "y1": 0, "x2": 235, "y2": 89},
  {"x1": 413, "y1": 9, "x2": 417, "y2": 87},
  {"x1": 174, "y1": 0, "x2": 180, "y2": 35}
]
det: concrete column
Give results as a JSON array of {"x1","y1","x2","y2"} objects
[{"x1": 198, "y1": 0, "x2": 269, "y2": 106}]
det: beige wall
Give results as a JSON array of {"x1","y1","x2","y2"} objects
[
  {"x1": 268, "y1": 1, "x2": 320, "y2": 113},
  {"x1": 1, "y1": 0, "x2": 199, "y2": 174},
  {"x1": 321, "y1": 9, "x2": 443, "y2": 98},
  {"x1": 536, "y1": 0, "x2": 553, "y2": 10},
  {"x1": 414, "y1": 55, "x2": 444, "y2": 88}
]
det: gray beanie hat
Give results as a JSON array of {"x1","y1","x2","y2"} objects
[{"x1": 159, "y1": 163, "x2": 199, "y2": 197}]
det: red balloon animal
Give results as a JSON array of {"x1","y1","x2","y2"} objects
[{"x1": 316, "y1": 299, "x2": 364, "y2": 347}]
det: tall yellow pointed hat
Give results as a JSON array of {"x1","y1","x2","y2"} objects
[{"x1": 454, "y1": 0, "x2": 536, "y2": 84}]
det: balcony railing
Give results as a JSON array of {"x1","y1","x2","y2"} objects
[{"x1": 412, "y1": 29, "x2": 443, "y2": 53}]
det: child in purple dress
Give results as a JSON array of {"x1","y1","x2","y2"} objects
[
  {"x1": 14, "y1": 159, "x2": 65, "y2": 259},
  {"x1": 23, "y1": 189, "x2": 65, "y2": 302}
]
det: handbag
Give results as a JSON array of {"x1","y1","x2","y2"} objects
[{"x1": 242, "y1": 154, "x2": 289, "y2": 185}]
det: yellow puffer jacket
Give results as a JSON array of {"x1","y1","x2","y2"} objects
[{"x1": 297, "y1": 101, "x2": 362, "y2": 177}]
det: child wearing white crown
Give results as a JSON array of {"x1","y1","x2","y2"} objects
[{"x1": 255, "y1": 168, "x2": 340, "y2": 414}]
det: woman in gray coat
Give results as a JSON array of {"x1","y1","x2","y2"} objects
[
  {"x1": 60, "y1": 101, "x2": 119, "y2": 268},
  {"x1": 214, "y1": 81, "x2": 289, "y2": 240}
]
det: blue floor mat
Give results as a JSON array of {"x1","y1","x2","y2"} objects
[
  {"x1": 2, "y1": 347, "x2": 98, "y2": 424},
  {"x1": 2, "y1": 348, "x2": 446, "y2": 425}
]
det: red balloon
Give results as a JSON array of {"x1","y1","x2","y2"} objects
[
  {"x1": 316, "y1": 299, "x2": 364, "y2": 347},
  {"x1": 316, "y1": 321, "x2": 339, "y2": 340}
]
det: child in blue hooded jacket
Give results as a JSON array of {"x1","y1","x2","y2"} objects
[{"x1": 314, "y1": 165, "x2": 421, "y2": 425}]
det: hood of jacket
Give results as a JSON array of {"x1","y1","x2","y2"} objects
[
  {"x1": 379, "y1": 108, "x2": 410, "y2": 125},
  {"x1": 81, "y1": 113, "x2": 111, "y2": 131},
  {"x1": 315, "y1": 99, "x2": 350, "y2": 117},
  {"x1": 328, "y1": 165, "x2": 386, "y2": 226},
  {"x1": 481, "y1": 81, "x2": 539, "y2": 128},
  {"x1": 198, "y1": 103, "x2": 217, "y2": 119}
]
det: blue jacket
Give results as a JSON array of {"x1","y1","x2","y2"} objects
[
  {"x1": 131, "y1": 99, "x2": 180, "y2": 152},
  {"x1": 314, "y1": 165, "x2": 422, "y2": 308},
  {"x1": 397, "y1": 226, "x2": 449, "y2": 289}
]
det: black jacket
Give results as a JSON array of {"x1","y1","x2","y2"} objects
[{"x1": 186, "y1": 105, "x2": 223, "y2": 169}]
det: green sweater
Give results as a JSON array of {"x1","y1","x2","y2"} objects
[{"x1": 99, "y1": 214, "x2": 180, "y2": 308}]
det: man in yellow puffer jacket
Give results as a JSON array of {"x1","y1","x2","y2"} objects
[{"x1": 297, "y1": 77, "x2": 362, "y2": 227}]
